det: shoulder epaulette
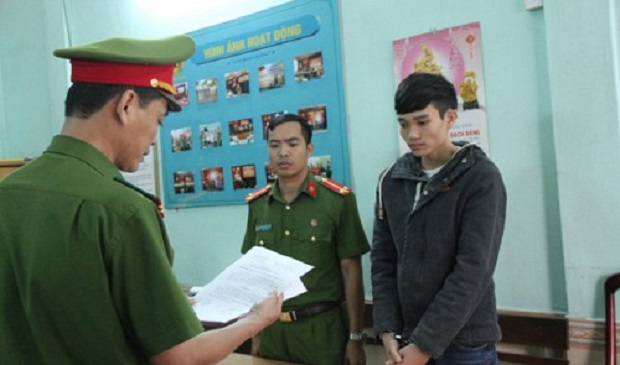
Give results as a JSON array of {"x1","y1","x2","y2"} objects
[
  {"x1": 246, "y1": 184, "x2": 272, "y2": 203},
  {"x1": 320, "y1": 177, "x2": 351, "y2": 196},
  {"x1": 114, "y1": 177, "x2": 165, "y2": 218}
]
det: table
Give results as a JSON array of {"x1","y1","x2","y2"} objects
[
  {"x1": 218, "y1": 353, "x2": 300, "y2": 364},
  {"x1": 0, "y1": 159, "x2": 26, "y2": 180}
]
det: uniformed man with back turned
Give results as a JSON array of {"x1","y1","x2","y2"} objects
[
  {"x1": 0, "y1": 35, "x2": 282, "y2": 365},
  {"x1": 242, "y1": 113, "x2": 370, "y2": 365}
]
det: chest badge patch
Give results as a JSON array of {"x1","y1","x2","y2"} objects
[
  {"x1": 310, "y1": 218, "x2": 318, "y2": 227},
  {"x1": 255, "y1": 224, "x2": 273, "y2": 232}
]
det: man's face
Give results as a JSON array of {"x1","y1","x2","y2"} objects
[
  {"x1": 117, "y1": 96, "x2": 167, "y2": 172},
  {"x1": 397, "y1": 104, "x2": 455, "y2": 158},
  {"x1": 267, "y1": 121, "x2": 313, "y2": 181}
]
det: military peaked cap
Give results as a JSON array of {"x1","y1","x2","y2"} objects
[{"x1": 53, "y1": 35, "x2": 196, "y2": 112}]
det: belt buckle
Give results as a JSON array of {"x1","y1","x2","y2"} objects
[
  {"x1": 279, "y1": 312, "x2": 292, "y2": 322},
  {"x1": 279, "y1": 311, "x2": 297, "y2": 322}
]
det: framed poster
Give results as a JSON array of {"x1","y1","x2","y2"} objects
[
  {"x1": 160, "y1": 0, "x2": 350, "y2": 208},
  {"x1": 393, "y1": 22, "x2": 490, "y2": 155}
]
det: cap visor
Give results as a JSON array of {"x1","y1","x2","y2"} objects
[{"x1": 159, "y1": 91, "x2": 182, "y2": 112}]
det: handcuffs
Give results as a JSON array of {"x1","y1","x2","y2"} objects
[{"x1": 380, "y1": 331, "x2": 410, "y2": 349}]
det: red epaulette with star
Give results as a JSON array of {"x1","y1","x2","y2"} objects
[
  {"x1": 320, "y1": 178, "x2": 351, "y2": 196},
  {"x1": 245, "y1": 184, "x2": 272, "y2": 203}
]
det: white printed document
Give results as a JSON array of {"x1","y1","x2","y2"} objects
[{"x1": 193, "y1": 246, "x2": 313, "y2": 323}]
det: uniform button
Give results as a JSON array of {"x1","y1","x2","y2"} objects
[
  {"x1": 311, "y1": 236, "x2": 316, "y2": 242},
  {"x1": 258, "y1": 240, "x2": 264, "y2": 246},
  {"x1": 423, "y1": 191, "x2": 428, "y2": 195},
  {"x1": 285, "y1": 230, "x2": 290, "y2": 236},
  {"x1": 285, "y1": 205, "x2": 291, "y2": 210}
]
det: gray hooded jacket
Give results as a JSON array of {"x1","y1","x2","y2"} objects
[{"x1": 371, "y1": 142, "x2": 506, "y2": 358}]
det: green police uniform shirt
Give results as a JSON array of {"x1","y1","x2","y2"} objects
[
  {"x1": 0, "y1": 136, "x2": 203, "y2": 364},
  {"x1": 242, "y1": 173, "x2": 370, "y2": 310}
]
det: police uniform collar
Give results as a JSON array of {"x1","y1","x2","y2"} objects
[
  {"x1": 304, "y1": 174, "x2": 318, "y2": 199},
  {"x1": 269, "y1": 173, "x2": 317, "y2": 203},
  {"x1": 46, "y1": 135, "x2": 122, "y2": 180}
]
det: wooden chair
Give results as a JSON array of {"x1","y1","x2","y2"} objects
[{"x1": 605, "y1": 273, "x2": 620, "y2": 365}]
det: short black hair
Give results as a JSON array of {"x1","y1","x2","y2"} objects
[
  {"x1": 394, "y1": 72, "x2": 457, "y2": 118},
  {"x1": 64, "y1": 82, "x2": 163, "y2": 118},
  {"x1": 267, "y1": 113, "x2": 313, "y2": 144}
]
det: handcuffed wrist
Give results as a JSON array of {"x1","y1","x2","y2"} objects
[{"x1": 379, "y1": 331, "x2": 410, "y2": 348}]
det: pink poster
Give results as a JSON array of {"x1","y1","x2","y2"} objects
[{"x1": 393, "y1": 22, "x2": 490, "y2": 155}]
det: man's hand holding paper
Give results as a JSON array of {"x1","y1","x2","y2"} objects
[{"x1": 192, "y1": 246, "x2": 313, "y2": 323}]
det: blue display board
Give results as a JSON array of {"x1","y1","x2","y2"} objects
[{"x1": 160, "y1": 0, "x2": 350, "y2": 208}]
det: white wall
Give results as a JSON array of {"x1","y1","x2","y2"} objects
[
  {"x1": 544, "y1": 0, "x2": 620, "y2": 319},
  {"x1": 0, "y1": 59, "x2": 7, "y2": 156},
  {"x1": 0, "y1": 0, "x2": 57, "y2": 158}
]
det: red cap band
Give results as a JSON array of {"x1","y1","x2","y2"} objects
[{"x1": 70, "y1": 59, "x2": 175, "y2": 93}]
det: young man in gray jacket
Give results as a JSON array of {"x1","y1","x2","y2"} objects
[{"x1": 371, "y1": 72, "x2": 506, "y2": 365}]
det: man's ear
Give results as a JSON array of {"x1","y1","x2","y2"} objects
[
  {"x1": 445, "y1": 109, "x2": 458, "y2": 127},
  {"x1": 115, "y1": 89, "x2": 138, "y2": 124},
  {"x1": 307, "y1": 142, "x2": 314, "y2": 156}
]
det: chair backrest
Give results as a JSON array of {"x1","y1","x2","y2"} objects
[{"x1": 605, "y1": 273, "x2": 620, "y2": 365}]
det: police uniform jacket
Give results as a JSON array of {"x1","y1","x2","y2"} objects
[
  {"x1": 242, "y1": 173, "x2": 369, "y2": 311},
  {"x1": 0, "y1": 135, "x2": 202, "y2": 364}
]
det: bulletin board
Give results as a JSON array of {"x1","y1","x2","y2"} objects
[{"x1": 159, "y1": 0, "x2": 351, "y2": 209}]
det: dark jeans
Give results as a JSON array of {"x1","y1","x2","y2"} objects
[{"x1": 429, "y1": 343, "x2": 498, "y2": 365}]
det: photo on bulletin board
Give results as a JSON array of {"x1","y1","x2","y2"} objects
[
  {"x1": 261, "y1": 110, "x2": 287, "y2": 140},
  {"x1": 258, "y1": 62, "x2": 285, "y2": 91},
  {"x1": 173, "y1": 170, "x2": 196, "y2": 194},
  {"x1": 170, "y1": 127, "x2": 193, "y2": 152},
  {"x1": 232, "y1": 164, "x2": 257, "y2": 190},
  {"x1": 225, "y1": 69, "x2": 250, "y2": 98},
  {"x1": 308, "y1": 155, "x2": 332, "y2": 179},
  {"x1": 199, "y1": 122, "x2": 223, "y2": 149},
  {"x1": 196, "y1": 78, "x2": 218, "y2": 104},
  {"x1": 201, "y1": 167, "x2": 224, "y2": 191},
  {"x1": 265, "y1": 163, "x2": 277, "y2": 184},
  {"x1": 174, "y1": 82, "x2": 190, "y2": 106},
  {"x1": 228, "y1": 118, "x2": 255, "y2": 146},
  {"x1": 294, "y1": 51, "x2": 324, "y2": 82},
  {"x1": 159, "y1": 0, "x2": 352, "y2": 208},
  {"x1": 298, "y1": 104, "x2": 328, "y2": 132}
]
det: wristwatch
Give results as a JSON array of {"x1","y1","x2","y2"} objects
[{"x1": 349, "y1": 332, "x2": 367, "y2": 342}]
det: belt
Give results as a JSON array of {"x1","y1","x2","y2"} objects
[{"x1": 279, "y1": 301, "x2": 340, "y2": 322}]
